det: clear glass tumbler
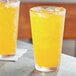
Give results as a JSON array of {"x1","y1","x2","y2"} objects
[
  {"x1": 30, "y1": 6, "x2": 66, "y2": 72},
  {"x1": 0, "y1": 0, "x2": 20, "y2": 57}
]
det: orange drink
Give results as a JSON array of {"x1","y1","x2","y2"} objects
[
  {"x1": 30, "y1": 6, "x2": 66, "y2": 72},
  {"x1": 0, "y1": 1, "x2": 20, "y2": 55}
]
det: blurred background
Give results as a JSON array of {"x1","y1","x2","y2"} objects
[{"x1": 18, "y1": 0, "x2": 76, "y2": 56}]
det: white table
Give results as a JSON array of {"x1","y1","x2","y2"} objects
[{"x1": 0, "y1": 40, "x2": 76, "y2": 76}]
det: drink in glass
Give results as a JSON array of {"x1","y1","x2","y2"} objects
[
  {"x1": 30, "y1": 6, "x2": 66, "y2": 72},
  {"x1": 0, "y1": 0, "x2": 20, "y2": 56}
]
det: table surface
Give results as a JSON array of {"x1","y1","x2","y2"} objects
[{"x1": 0, "y1": 40, "x2": 76, "y2": 76}]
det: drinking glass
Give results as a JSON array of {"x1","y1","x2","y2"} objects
[
  {"x1": 0, "y1": 0, "x2": 20, "y2": 57},
  {"x1": 30, "y1": 6, "x2": 66, "y2": 72}
]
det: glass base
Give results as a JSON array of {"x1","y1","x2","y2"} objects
[
  {"x1": 35, "y1": 65, "x2": 58, "y2": 72},
  {"x1": 0, "y1": 53, "x2": 15, "y2": 58}
]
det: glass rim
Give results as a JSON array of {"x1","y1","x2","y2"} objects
[{"x1": 30, "y1": 6, "x2": 66, "y2": 14}]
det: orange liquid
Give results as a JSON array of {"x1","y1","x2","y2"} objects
[
  {"x1": 30, "y1": 7, "x2": 65, "y2": 67},
  {"x1": 0, "y1": 2, "x2": 20, "y2": 55}
]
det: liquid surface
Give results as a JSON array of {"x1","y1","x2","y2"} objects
[
  {"x1": 30, "y1": 7, "x2": 65, "y2": 67},
  {"x1": 0, "y1": 2, "x2": 20, "y2": 55}
]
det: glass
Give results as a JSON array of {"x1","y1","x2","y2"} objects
[
  {"x1": 30, "y1": 6, "x2": 66, "y2": 72},
  {"x1": 0, "y1": 0, "x2": 20, "y2": 57}
]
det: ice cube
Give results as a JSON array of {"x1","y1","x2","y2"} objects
[
  {"x1": 55, "y1": 8, "x2": 60, "y2": 11},
  {"x1": 33, "y1": 7, "x2": 42, "y2": 11},
  {"x1": 46, "y1": 7, "x2": 54, "y2": 12}
]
